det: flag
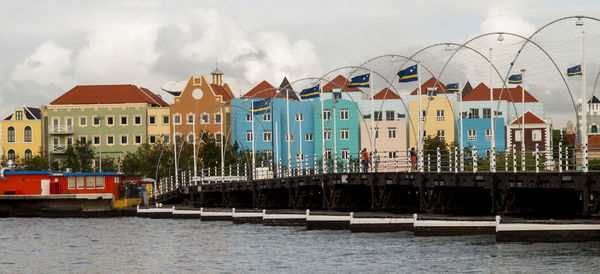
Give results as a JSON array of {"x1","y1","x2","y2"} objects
[
  {"x1": 567, "y1": 65, "x2": 582, "y2": 76},
  {"x1": 252, "y1": 99, "x2": 272, "y2": 115},
  {"x1": 446, "y1": 83, "x2": 459, "y2": 92},
  {"x1": 508, "y1": 74, "x2": 522, "y2": 84},
  {"x1": 347, "y1": 73, "x2": 370, "y2": 88},
  {"x1": 299, "y1": 84, "x2": 320, "y2": 100},
  {"x1": 397, "y1": 65, "x2": 418, "y2": 82}
]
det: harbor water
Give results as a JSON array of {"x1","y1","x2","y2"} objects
[{"x1": 0, "y1": 218, "x2": 599, "y2": 273}]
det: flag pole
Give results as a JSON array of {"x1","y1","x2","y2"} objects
[
  {"x1": 417, "y1": 62, "x2": 423, "y2": 172},
  {"x1": 172, "y1": 114, "x2": 179, "y2": 186},
  {"x1": 489, "y1": 48, "x2": 496, "y2": 172},
  {"x1": 321, "y1": 87, "x2": 326, "y2": 173},
  {"x1": 521, "y1": 69, "x2": 526, "y2": 171},
  {"x1": 299, "y1": 115, "x2": 303, "y2": 171},
  {"x1": 582, "y1": 30, "x2": 588, "y2": 172},
  {"x1": 370, "y1": 70, "x2": 375, "y2": 172},
  {"x1": 192, "y1": 113, "x2": 197, "y2": 183},
  {"x1": 459, "y1": 84, "x2": 464, "y2": 171},
  {"x1": 286, "y1": 89, "x2": 292, "y2": 175},
  {"x1": 251, "y1": 100, "x2": 256, "y2": 179},
  {"x1": 220, "y1": 106, "x2": 225, "y2": 181},
  {"x1": 333, "y1": 93, "x2": 338, "y2": 174}
]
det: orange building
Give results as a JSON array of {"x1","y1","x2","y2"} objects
[{"x1": 169, "y1": 69, "x2": 235, "y2": 145}]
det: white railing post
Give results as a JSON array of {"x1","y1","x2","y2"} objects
[
  {"x1": 472, "y1": 147, "x2": 478, "y2": 173},
  {"x1": 454, "y1": 147, "x2": 458, "y2": 173},
  {"x1": 427, "y1": 153, "x2": 431, "y2": 172},
  {"x1": 505, "y1": 149, "x2": 509, "y2": 171},
  {"x1": 436, "y1": 147, "x2": 441, "y2": 173},
  {"x1": 558, "y1": 142, "x2": 563, "y2": 173},
  {"x1": 535, "y1": 143, "x2": 539, "y2": 173},
  {"x1": 395, "y1": 150, "x2": 399, "y2": 172},
  {"x1": 565, "y1": 146, "x2": 569, "y2": 171},
  {"x1": 512, "y1": 144, "x2": 517, "y2": 173}
]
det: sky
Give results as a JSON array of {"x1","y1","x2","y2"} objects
[{"x1": 1, "y1": 0, "x2": 599, "y2": 127}]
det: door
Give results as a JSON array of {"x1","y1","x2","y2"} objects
[{"x1": 41, "y1": 179, "x2": 50, "y2": 195}]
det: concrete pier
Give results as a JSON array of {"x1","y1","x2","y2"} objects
[
  {"x1": 172, "y1": 207, "x2": 202, "y2": 219},
  {"x1": 306, "y1": 210, "x2": 351, "y2": 230},
  {"x1": 137, "y1": 206, "x2": 174, "y2": 219},
  {"x1": 413, "y1": 214, "x2": 496, "y2": 236},
  {"x1": 263, "y1": 209, "x2": 307, "y2": 226},
  {"x1": 350, "y1": 212, "x2": 414, "y2": 232},
  {"x1": 496, "y1": 216, "x2": 600, "y2": 242},
  {"x1": 232, "y1": 208, "x2": 264, "y2": 224},
  {"x1": 200, "y1": 207, "x2": 233, "y2": 221}
]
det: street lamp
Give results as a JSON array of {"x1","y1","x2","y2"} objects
[{"x1": 576, "y1": 16, "x2": 584, "y2": 27}]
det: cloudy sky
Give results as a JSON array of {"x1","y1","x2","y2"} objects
[{"x1": 1, "y1": 0, "x2": 599, "y2": 127}]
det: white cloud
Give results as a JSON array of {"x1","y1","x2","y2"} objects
[{"x1": 11, "y1": 40, "x2": 73, "y2": 87}]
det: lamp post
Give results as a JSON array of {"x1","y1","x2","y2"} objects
[
  {"x1": 576, "y1": 17, "x2": 588, "y2": 172},
  {"x1": 96, "y1": 116, "x2": 103, "y2": 172}
]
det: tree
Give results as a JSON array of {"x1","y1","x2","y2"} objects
[
  {"x1": 62, "y1": 140, "x2": 95, "y2": 172},
  {"x1": 24, "y1": 154, "x2": 49, "y2": 171}
]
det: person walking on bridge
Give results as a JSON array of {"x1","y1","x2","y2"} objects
[{"x1": 361, "y1": 148, "x2": 369, "y2": 173}]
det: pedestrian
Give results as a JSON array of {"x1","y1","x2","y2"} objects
[
  {"x1": 361, "y1": 148, "x2": 369, "y2": 173},
  {"x1": 410, "y1": 148, "x2": 417, "y2": 171},
  {"x1": 373, "y1": 149, "x2": 380, "y2": 172}
]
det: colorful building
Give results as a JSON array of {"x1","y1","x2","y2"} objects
[
  {"x1": 506, "y1": 110, "x2": 552, "y2": 151},
  {"x1": 1, "y1": 106, "x2": 43, "y2": 163},
  {"x1": 168, "y1": 70, "x2": 235, "y2": 146},
  {"x1": 46, "y1": 84, "x2": 169, "y2": 165}
]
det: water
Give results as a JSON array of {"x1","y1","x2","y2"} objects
[{"x1": 0, "y1": 218, "x2": 599, "y2": 273}]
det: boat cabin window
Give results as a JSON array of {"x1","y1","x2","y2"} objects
[
  {"x1": 96, "y1": 176, "x2": 105, "y2": 189},
  {"x1": 86, "y1": 176, "x2": 95, "y2": 189},
  {"x1": 76, "y1": 176, "x2": 84, "y2": 189},
  {"x1": 68, "y1": 176, "x2": 75, "y2": 189}
]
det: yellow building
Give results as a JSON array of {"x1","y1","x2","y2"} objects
[
  {"x1": 147, "y1": 106, "x2": 171, "y2": 144},
  {"x1": 408, "y1": 78, "x2": 457, "y2": 150},
  {"x1": 1, "y1": 106, "x2": 43, "y2": 163}
]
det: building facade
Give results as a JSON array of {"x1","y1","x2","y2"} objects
[
  {"x1": 506, "y1": 111, "x2": 552, "y2": 151},
  {"x1": 1, "y1": 106, "x2": 42, "y2": 163}
]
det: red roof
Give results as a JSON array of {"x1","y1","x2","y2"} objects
[
  {"x1": 463, "y1": 83, "x2": 538, "y2": 102},
  {"x1": 373, "y1": 88, "x2": 401, "y2": 100},
  {"x1": 410, "y1": 77, "x2": 449, "y2": 95},
  {"x1": 322, "y1": 75, "x2": 361, "y2": 92},
  {"x1": 588, "y1": 135, "x2": 600, "y2": 148},
  {"x1": 210, "y1": 84, "x2": 234, "y2": 102},
  {"x1": 510, "y1": 111, "x2": 546, "y2": 125},
  {"x1": 51, "y1": 85, "x2": 169, "y2": 106},
  {"x1": 242, "y1": 81, "x2": 282, "y2": 98}
]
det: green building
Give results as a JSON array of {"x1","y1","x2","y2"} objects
[{"x1": 45, "y1": 84, "x2": 169, "y2": 167}]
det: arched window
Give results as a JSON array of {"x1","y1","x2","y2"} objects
[
  {"x1": 592, "y1": 125, "x2": 598, "y2": 134},
  {"x1": 24, "y1": 149, "x2": 32, "y2": 161},
  {"x1": 24, "y1": 126, "x2": 32, "y2": 142},
  {"x1": 7, "y1": 126, "x2": 15, "y2": 143},
  {"x1": 7, "y1": 149, "x2": 15, "y2": 162}
]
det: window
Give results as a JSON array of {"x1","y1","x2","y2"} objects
[
  {"x1": 263, "y1": 113, "x2": 271, "y2": 121},
  {"x1": 305, "y1": 133, "x2": 314, "y2": 141},
  {"x1": 86, "y1": 176, "x2": 95, "y2": 189},
  {"x1": 264, "y1": 150, "x2": 273, "y2": 159},
  {"x1": 264, "y1": 130, "x2": 272, "y2": 142},
  {"x1": 468, "y1": 129, "x2": 477, "y2": 141},
  {"x1": 174, "y1": 114, "x2": 181, "y2": 124},
  {"x1": 246, "y1": 114, "x2": 253, "y2": 122},
  {"x1": 52, "y1": 118, "x2": 59, "y2": 132},
  {"x1": 68, "y1": 176, "x2": 75, "y2": 189},
  {"x1": 15, "y1": 111, "x2": 23, "y2": 120},
  {"x1": 202, "y1": 114, "x2": 209, "y2": 124},
  {"x1": 163, "y1": 115, "x2": 169, "y2": 124},
  {"x1": 375, "y1": 127, "x2": 379, "y2": 139},
  {"x1": 149, "y1": 136, "x2": 156, "y2": 144},
  {"x1": 107, "y1": 116, "x2": 114, "y2": 126},
  {"x1": 215, "y1": 133, "x2": 222, "y2": 143},
  {"x1": 515, "y1": 129, "x2": 522, "y2": 142},
  {"x1": 485, "y1": 129, "x2": 492, "y2": 141},
  {"x1": 187, "y1": 114, "x2": 195, "y2": 124},
  {"x1": 341, "y1": 149, "x2": 350, "y2": 160},
  {"x1": 340, "y1": 109, "x2": 349, "y2": 120},
  {"x1": 388, "y1": 127, "x2": 396, "y2": 139},
  {"x1": 120, "y1": 135, "x2": 128, "y2": 145},
  {"x1": 532, "y1": 129, "x2": 542, "y2": 141},
  {"x1": 120, "y1": 116, "x2": 128, "y2": 126},
  {"x1": 389, "y1": 151, "x2": 397, "y2": 158},
  {"x1": 7, "y1": 127, "x2": 14, "y2": 143},
  {"x1": 7, "y1": 150, "x2": 15, "y2": 162},
  {"x1": 93, "y1": 136, "x2": 100, "y2": 145},
  {"x1": 107, "y1": 136, "x2": 114, "y2": 145},
  {"x1": 423, "y1": 130, "x2": 427, "y2": 140},
  {"x1": 215, "y1": 113, "x2": 222, "y2": 124},
  {"x1": 286, "y1": 134, "x2": 294, "y2": 142},
  {"x1": 469, "y1": 108, "x2": 479, "y2": 119},
  {"x1": 93, "y1": 117, "x2": 100, "y2": 126},
  {"x1": 592, "y1": 125, "x2": 598, "y2": 134},
  {"x1": 77, "y1": 176, "x2": 84, "y2": 189},
  {"x1": 149, "y1": 116, "x2": 156, "y2": 125},
  {"x1": 163, "y1": 135, "x2": 170, "y2": 144},
  {"x1": 66, "y1": 118, "x2": 73, "y2": 131},
  {"x1": 437, "y1": 130, "x2": 445, "y2": 140},
  {"x1": 421, "y1": 110, "x2": 426, "y2": 121},
  {"x1": 483, "y1": 108, "x2": 491, "y2": 119},
  {"x1": 95, "y1": 176, "x2": 105, "y2": 189},
  {"x1": 66, "y1": 137, "x2": 73, "y2": 147},
  {"x1": 323, "y1": 109, "x2": 331, "y2": 120},
  {"x1": 134, "y1": 135, "x2": 142, "y2": 145},
  {"x1": 246, "y1": 130, "x2": 253, "y2": 142},
  {"x1": 80, "y1": 136, "x2": 87, "y2": 144},
  {"x1": 325, "y1": 148, "x2": 332, "y2": 160},
  {"x1": 24, "y1": 149, "x2": 32, "y2": 161},
  {"x1": 187, "y1": 134, "x2": 194, "y2": 143},
  {"x1": 386, "y1": 111, "x2": 395, "y2": 121},
  {"x1": 324, "y1": 129, "x2": 331, "y2": 140},
  {"x1": 374, "y1": 111, "x2": 383, "y2": 121},
  {"x1": 134, "y1": 116, "x2": 142, "y2": 125},
  {"x1": 24, "y1": 126, "x2": 32, "y2": 142},
  {"x1": 80, "y1": 116, "x2": 87, "y2": 126},
  {"x1": 175, "y1": 134, "x2": 182, "y2": 143},
  {"x1": 436, "y1": 110, "x2": 445, "y2": 121},
  {"x1": 340, "y1": 128, "x2": 349, "y2": 140},
  {"x1": 296, "y1": 114, "x2": 303, "y2": 121}
]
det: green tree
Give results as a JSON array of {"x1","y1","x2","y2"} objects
[
  {"x1": 24, "y1": 154, "x2": 49, "y2": 171},
  {"x1": 62, "y1": 140, "x2": 95, "y2": 172}
]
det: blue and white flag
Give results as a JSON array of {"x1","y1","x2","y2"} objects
[
  {"x1": 567, "y1": 65, "x2": 582, "y2": 76},
  {"x1": 299, "y1": 84, "x2": 320, "y2": 100},
  {"x1": 508, "y1": 74, "x2": 522, "y2": 84},
  {"x1": 446, "y1": 83, "x2": 459, "y2": 92},
  {"x1": 397, "y1": 65, "x2": 418, "y2": 82},
  {"x1": 347, "y1": 73, "x2": 370, "y2": 88},
  {"x1": 252, "y1": 99, "x2": 272, "y2": 115}
]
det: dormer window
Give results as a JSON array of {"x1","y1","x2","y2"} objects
[{"x1": 15, "y1": 111, "x2": 23, "y2": 120}]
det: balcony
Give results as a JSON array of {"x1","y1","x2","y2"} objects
[
  {"x1": 49, "y1": 125, "x2": 73, "y2": 134},
  {"x1": 49, "y1": 144, "x2": 69, "y2": 154}
]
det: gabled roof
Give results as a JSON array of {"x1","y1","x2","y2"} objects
[
  {"x1": 210, "y1": 84, "x2": 234, "y2": 102},
  {"x1": 51, "y1": 85, "x2": 169, "y2": 106},
  {"x1": 588, "y1": 96, "x2": 600, "y2": 104},
  {"x1": 510, "y1": 110, "x2": 546, "y2": 125},
  {"x1": 373, "y1": 88, "x2": 401, "y2": 100},
  {"x1": 410, "y1": 77, "x2": 449, "y2": 95},
  {"x1": 461, "y1": 81, "x2": 473, "y2": 98},
  {"x1": 242, "y1": 81, "x2": 282, "y2": 99},
  {"x1": 279, "y1": 77, "x2": 299, "y2": 101},
  {"x1": 463, "y1": 83, "x2": 538, "y2": 103},
  {"x1": 588, "y1": 135, "x2": 600, "y2": 148},
  {"x1": 322, "y1": 75, "x2": 362, "y2": 92},
  {"x1": 3, "y1": 107, "x2": 41, "y2": 121}
]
